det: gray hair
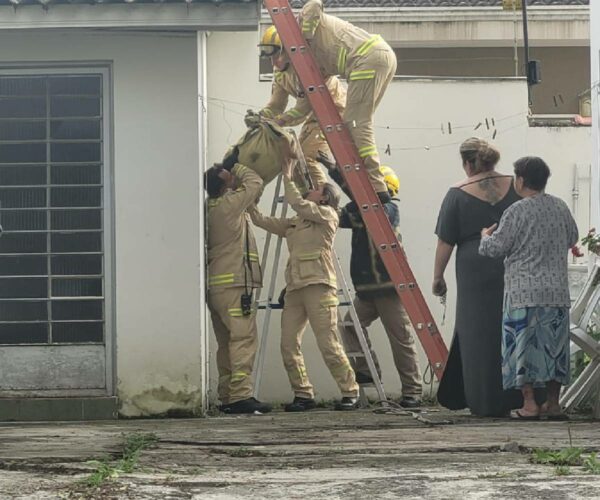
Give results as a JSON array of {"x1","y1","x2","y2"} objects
[{"x1": 321, "y1": 182, "x2": 341, "y2": 210}]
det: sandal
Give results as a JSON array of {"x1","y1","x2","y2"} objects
[{"x1": 510, "y1": 409, "x2": 540, "y2": 421}]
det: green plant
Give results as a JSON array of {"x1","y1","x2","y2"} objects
[
  {"x1": 583, "y1": 453, "x2": 600, "y2": 474},
  {"x1": 554, "y1": 465, "x2": 571, "y2": 476},
  {"x1": 81, "y1": 432, "x2": 158, "y2": 488},
  {"x1": 84, "y1": 460, "x2": 119, "y2": 488},
  {"x1": 530, "y1": 447, "x2": 584, "y2": 466}
]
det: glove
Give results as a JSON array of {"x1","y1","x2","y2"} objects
[
  {"x1": 316, "y1": 150, "x2": 336, "y2": 171},
  {"x1": 244, "y1": 109, "x2": 261, "y2": 129},
  {"x1": 222, "y1": 146, "x2": 239, "y2": 172},
  {"x1": 277, "y1": 287, "x2": 287, "y2": 308}
]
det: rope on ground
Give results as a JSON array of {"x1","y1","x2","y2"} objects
[{"x1": 371, "y1": 400, "x2": 454, "y2": 426}]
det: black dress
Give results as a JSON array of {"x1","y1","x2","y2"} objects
[{"x1": 435, "y1": 183, "x2": 522, "y2": 417}]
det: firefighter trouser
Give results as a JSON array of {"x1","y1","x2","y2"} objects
[
  {"x1": 281, "y1": 284, "x2": 359, "y2": 399},
  {"x1": 341, "y1": 293, "x2": 422, "y2": 397},
  {"x1": 292, "y1": 120, "x2": 329, "y2": 193},
  {"x1": 207, "y1": 287, "x2": 258, "y2": 404},
  {"x1": 344, "y1": 45, "x2": 397, "y2": 194}
]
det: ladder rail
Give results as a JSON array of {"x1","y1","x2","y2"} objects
[
  {"x1": 333, "y1": 250, "x2": 387, "y2": 402},
  {"x1": 252, "y1": 188, "x2": 289, "y2": 399},
  {"x1": 264, "y1": 0, "x2": 448, "y2": 378}
]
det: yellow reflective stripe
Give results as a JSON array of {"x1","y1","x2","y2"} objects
[
  {"x1": 209, "y1": 273, "x2": 235, "y2": 285},
  {"x1": 356, "y1": 35, "x2": 382, "y2": 56},
  {"x1": 358, "y1": 145, "x2": 378, "y2": 158},
  {"x1": 228, "y1": 308, "x2": 243, "y2": 317},
  {"x1": 286, "y1": 108, "x2": 303, "y2": 118},
  {"x1": 331, "y1": 360, "x2": 351, "y2": 376},
  {"x1": 230, "y1": 371, "x2": 249, "y2": 383},
  {"x1": 248, "y1": 252, "x2": 259, "y2": 262},
  {"x1": 262, "y1": 107, "x2": 275, "y2": 118},
  {"x1": 349, "y1": 70, "x2": 376, "y2": 81},
  {"x1": 302, "y1": 20, "x2": 319, "y2": 32},
  {"x1": 337, "y1": 47, "x2": 347, "y2": 75},
  {"x1": 298, "y1": 251, "x2": 321, "y2": 261},
  {"x1": 320, "y1": 296, "x2": 339, "y2": 307},
  {"x1": 208, "y1": 199, "x2": 220, "y2": 208},
  {"x1": 275, "y1": 72, "x2": 284, "y2": 83}
]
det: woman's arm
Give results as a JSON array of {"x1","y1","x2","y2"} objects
[{"x1": 432, "y1": 238, "x2": 454, "y2": 296}]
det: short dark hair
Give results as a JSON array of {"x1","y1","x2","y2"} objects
[
  {"x1": 513, "y1": 156, "x2": 551, "y2": 191},
  {"x1": 204, "y1": 165, "x2": 225, "y2": 198}
]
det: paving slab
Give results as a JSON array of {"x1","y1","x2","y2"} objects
[{"x1": 0, "y1": 408, "x2": 598, "y2": 499}]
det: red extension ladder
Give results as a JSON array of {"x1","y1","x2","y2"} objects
[{"x1": 263, "y1": 0, "x2": 449, "y2": 379}]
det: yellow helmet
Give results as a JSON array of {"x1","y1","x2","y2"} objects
[
  {"x1": 379, "y1": 165, "x2": 399, "y2": 196},
  {"x1": 259, "y1": 26, "x2": 282, "y2": 57}
]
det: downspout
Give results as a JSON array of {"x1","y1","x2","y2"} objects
[{"x1": 197, "y1": 30, "x2": 210, "y2": 416}]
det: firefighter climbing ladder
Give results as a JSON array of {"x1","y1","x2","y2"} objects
[
  {"x1": 252, "y1": 135, "x2": 387, "y2": 403},
  {"x1": 263, "y1": 0, "x2": 449, "y2": 378}
]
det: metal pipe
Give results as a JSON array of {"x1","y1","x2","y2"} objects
[{"x1": 522, "y1": 0, "x2": 531, "y2": 105}]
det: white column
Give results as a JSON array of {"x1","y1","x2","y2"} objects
[
  {"x1": 197, "y1": 30, "x2": 210, "y2": 415},
  {"x1": 591, "y1": 2, "x2": 600, "y2": 231}
]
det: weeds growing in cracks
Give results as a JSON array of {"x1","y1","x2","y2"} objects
[{"x1": 83, "y1": 432, "x2": 158, "y2": 488}]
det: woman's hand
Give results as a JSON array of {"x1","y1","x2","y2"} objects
[
  {"x1": 481, "y1": 223, "x2": 498, "y2": 238},
  {"x1": 432, "y1": 276, "x2": 447, "y2": 297}
]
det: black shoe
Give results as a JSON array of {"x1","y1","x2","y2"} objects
[
  {"x1": 355, "y1": 372, "x2": 375, "y2": 385},
  {"x1": 221, "y1": 397, "x2": 272, "y2": 414},
  {"x1": 335, "y1": 396, "x2": 359, "y2": 411},
  {"x1": 399, "y1": 396, "x2": 421, "y2": 408},
  {"x1": 284, "y1": 397, "x2": 317, "y2": 412}
]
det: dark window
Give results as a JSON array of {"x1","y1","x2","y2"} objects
[{"x1": 0, "y1": 74, "x2": 105, "y2": 345}]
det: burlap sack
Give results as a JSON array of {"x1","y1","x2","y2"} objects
[{"x1": 225, "y1": 121, "x2": 296, "y2": 186}]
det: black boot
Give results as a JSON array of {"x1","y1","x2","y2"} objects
[
  {"x1": 221, "y1": 397, "x2": 272, "y2": 414},
  {"x1": 399, "y1": 396, "x2": 422, "y2": 408},
  {"x1": 335, "y1": 396, "x2": 359, "y2": 411},
  {"x1": 284, "y1": 397, "x2": 317, "y2": 412}
]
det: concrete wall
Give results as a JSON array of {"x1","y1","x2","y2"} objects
[
  {"x1": 207, "y1": 31, "x2": 592, "y2": 403},
  {"x1": 0, "y1": 31, "x2": 203, "y2": 416}
]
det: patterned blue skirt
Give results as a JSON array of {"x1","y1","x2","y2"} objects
[{"x1": 502, "y1": 296, "x2": 570, "y2": 390}]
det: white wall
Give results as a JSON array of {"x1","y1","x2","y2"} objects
[
  {"x1": 207, "y1": 32, "x2": 592, "y2": 403},
  {"x1": 0, "y1": 31, "x2": 202, "y2": 416},
  {"x1": 591, "y1": 2, "x2": 600, "y2": 230}
]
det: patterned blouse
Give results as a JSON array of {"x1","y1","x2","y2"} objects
[{"x1": 479, "y1": 193, "x2": 578, "y2": 309}]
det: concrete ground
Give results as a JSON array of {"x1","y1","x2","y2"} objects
[{"x1": 0, "y1": 408, "x2": 599, "y2": 499}]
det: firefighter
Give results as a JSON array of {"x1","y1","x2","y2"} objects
[
  {"x1": 249, "y1": 157, "x2": 359, "y2": 412},
  {"x1": 252, "y1": 25, "x2": 346, "y2": 192},
  {"x1": 319, "y1": 153, "x2": 423, "y2": 407},
  {"x1": 205, "y1": 152, "x2": 272, "y2": 414},
  {"x1": 298, "y1": 0, "x2": 397, "y2": 197}
]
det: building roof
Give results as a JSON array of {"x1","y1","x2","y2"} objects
[
  {"x1": 0, "y1": 0, "x2": 586, "y2": 6},
  {"x1": 291, "y1": 0, "x2": 588, "y2": 6},
  {"x1": 0, "y1": 0, "x2": 254, "y2": 5}
]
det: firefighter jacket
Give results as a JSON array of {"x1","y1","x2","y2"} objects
[
  {"x1": 300, "y1": 0, "x2": 393, "y2": 81},
  {"x1": 329, "y1": 168, "x2": 401, "y2": 297},
  {"x1": 249, "y1": 177, "x2": 338, "y2": 293},
  {"x1": 207, "y1": 163, "x2": 263, "y2": 290},
  {"x1": 260, "y1": 66, "x2": 346, "y2": 128}
]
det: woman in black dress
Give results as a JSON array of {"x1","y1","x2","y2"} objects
[{"x1": 432, "y1": 138, "x2": 521, "y2": 417}]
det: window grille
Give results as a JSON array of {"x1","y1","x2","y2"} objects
[{"x1": 0, "y1": 74, "x2": 106, "y2": 345}]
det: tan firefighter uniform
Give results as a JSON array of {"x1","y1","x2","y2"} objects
[
  {"x1": 300, "y1": 0, "x2": 397, "y2": 194},
  {"x1": 260, "y1": 67, "x2": 346, "y2": 191},
  {"x1": 249, "y1": 177, "x2": 359, "y2": 399},
  {"x1": 207, "y1": 163, "x2": 263, "y2": 404}
]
